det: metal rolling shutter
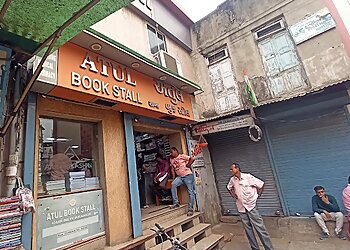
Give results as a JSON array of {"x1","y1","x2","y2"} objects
[
  {"x1": 266, "y1": 111, "x2": 350, "y2": 216},
  {"x1": 206, "y1": 128, "x2": 282, "y2": 216}
]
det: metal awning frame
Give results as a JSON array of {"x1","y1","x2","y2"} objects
[{"x1": 0, "y1": 0, "x2": 103, "y2": 137}]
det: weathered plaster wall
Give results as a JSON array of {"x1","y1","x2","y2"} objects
[
  {"x1": 92, "y1": 7, "x2": 196, "y2": 81},
  {"x1": 194, "y1": 147, "x2": 222, "y2": 225},
  {"x1": 191, "y1": 0, "x2": 350, "y2": 119}
]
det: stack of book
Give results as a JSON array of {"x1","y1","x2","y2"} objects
[
  {"x1": 45, "y1": 180, "x2": 66, "y2": 194},
  {"x1": 65, "y1": 172, "x2": 86, "y2": 192},
  {"x1": 0, "y1": 197, "x2": 23, "y2": 249},
  {"x1": 85, "y1": 177, "x2": 100, "y2": 190}
]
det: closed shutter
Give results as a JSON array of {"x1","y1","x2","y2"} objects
[
  {"x1": 206, "y1": 128, "x2": 282, "y2": 216},
  {"x1": 266, "y1": 111, "x2": 350, "y2": 215}
]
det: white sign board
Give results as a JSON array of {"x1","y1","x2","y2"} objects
[
  {"x1": 289, "y1": 8, "x2": 336, "y2": 45},
  {"x1": 36, "y1": 190, "x2": 105, "y2": 250},
  {"x1": 192, "y1": 115, "x2": 254, "y2": 136},
  {"x1": 33, "y1": 50, "x2": 58, "y2": 85},
  {"x1": 189, "y1": 139, "x2": 205, "y2": 167}
]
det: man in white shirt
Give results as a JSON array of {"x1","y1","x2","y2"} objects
[{"x1": 227, "y1": 163, "x2": 274, "y2": 250}]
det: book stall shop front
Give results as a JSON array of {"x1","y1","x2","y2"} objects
[{"x1": 29, "y1": 31, "x2": 200, "y2": 249}]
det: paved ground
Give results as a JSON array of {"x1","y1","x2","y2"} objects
[{"x1": 212, "y1": 222, "x2": 350, "y2": 250}]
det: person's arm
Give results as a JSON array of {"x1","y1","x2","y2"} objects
[
  {"x1": 163, "y1": 160, "x2": 170, "y2": 176},
  {"x1": 327, "y1": 195, "x2": 340, "y2": 212},
  {"x1": 257, "y1": 185, "x2": 264, "y2": 197},
  {"x1": 249, "y1": 174, "x2": 264, "y2": 197},
  {"x1": 227, "y1": 178, "x2": 238, "y2": 199},
  {"x1": 171, "y1": 164, "x2": 175, "y2": 179},
  {"x1": 312, "y1": 196, "x2": 324, "y2": 214},
  {"x1": 343, "y1": 188, "x2": 350, "y2": 212},
  {"x1": 186, "y1": 156, "x2": 195, "y2": 168}
]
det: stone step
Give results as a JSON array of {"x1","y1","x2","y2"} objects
[
  {"x1": 219, "y1": 216, "x2": 349, "y2": 239},
  {"x1": 142, "y1": 205, "x2": 188, "y2": 231},
  {"x1": 190, "y1": 234, "x2": 224, "y2": 250},
  {"x1": 149, "y1": 223, "x2": 211, "y2": 250},
  {"x1": 111, "y1": 212, "x2": 201, "y2": 250}
]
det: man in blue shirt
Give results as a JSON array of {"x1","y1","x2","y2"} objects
[{"x1": 312, "y1": 186, "x2": 346, "y2": 240}]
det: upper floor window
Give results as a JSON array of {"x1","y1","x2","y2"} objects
[
  {"x1": 147, "y1": 24, "x2": 167, "y2": 54},
  {"x1": 255, "y1": 20, "x2": 308, "y2": 97}
]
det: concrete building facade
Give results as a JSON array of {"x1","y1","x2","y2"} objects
[{"x1": 190, "y1": 0, "x2": 350, "y2": 223}]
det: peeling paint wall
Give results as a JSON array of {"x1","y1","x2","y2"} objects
[
  {"x1": 92, "y1": 3, "x2": 196, "y2": 81},
  {"x1": 191, "y1": 0, "x2": 350, "y2": 120},
  {"x1": 194, "y1": 147, "x2": 222, "y2": 225}
]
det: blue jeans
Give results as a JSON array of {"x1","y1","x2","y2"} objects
[{"x1": 171, "y1": 174, "x2": 195, "y2": 211}]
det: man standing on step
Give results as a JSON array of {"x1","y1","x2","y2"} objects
[
  {"x1": 312, "y1": 185, "x2": 346, "y2": 240},
  {"x1": 227, "y1": 163, "x2": 274, "y2": 250},
  {"x1": 169, "y1": 147, "x2": 195, "y2": 216}
]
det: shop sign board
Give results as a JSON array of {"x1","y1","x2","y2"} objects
[
  {"x1": 33, "y1": 50, "x2": 58, "y2": 85},
  {"x1": 289, "y1": 8, "x2": 336, "y2": 45},
  {"x1": 36, "y1": 190, "x2": 105, "y2": 250},
  {"x1": 189, "y1": 139, "x2": 205, "y2": 167},
  {"x1": 192, "y1": 115, "x2": 254, "y2": 136},
  {"x1": 54, "y1": 43, "x2": 194, "y2": 121}
]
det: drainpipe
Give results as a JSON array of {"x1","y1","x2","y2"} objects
[
  {"x1": 5, "y1": 113, "x2": 19, "y2": 196},
  {"x1": 4, "y1": 67, "x2": 23, "y2": 196}
]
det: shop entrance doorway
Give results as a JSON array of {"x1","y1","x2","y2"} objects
[{"x1": 133, "y1": 123, "x2": 188, "y2": 215}]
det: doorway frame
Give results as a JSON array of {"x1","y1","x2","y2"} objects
[{"x1": 123, "y1": 113, "x2": 188, "y2": 238}]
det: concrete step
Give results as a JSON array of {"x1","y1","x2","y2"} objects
[
  {"x1": 142, "y1": 205, "x2": 188, "y2": 231},
  {"x1": 111, "y1": 212, "x2": 201, "y2": 250},
  {"x1": 190, "y1": 234, "x2": 224, "y2": 250},
  {"x1": 145, "y1": 212, "x2": 202, "y2": 248},
  {"x1": 149, "y1": 223, "x2": 211, "y2": 250},
  {"x1": 219, "y1": 216, "x2": 349, "y2": 240}
]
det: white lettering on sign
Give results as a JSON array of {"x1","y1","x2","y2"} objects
[
  {"x1": 79, "y1": 53, "x2": 137, "y2": 87},
  {"x1": 72, "y1": 72, "x2": 110, "y2": 95},
  {"x1": 80, "y1": 54, "x2": 98, "y2": 73},
  {"x1": 154, "y1": 82, "x2": 184, "y2": 105},
  {"x1": 71, "y1": 72, "x2": 143, "y2": 104}
]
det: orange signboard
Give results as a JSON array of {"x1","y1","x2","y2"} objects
[{"x1": 50, "y1": 42, "x2": 194, "y2": 122}]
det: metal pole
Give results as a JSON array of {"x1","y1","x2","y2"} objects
[
  {"x1": 0, "y1": 32, "x2": 59, "y2": 137},
  {"x1": 0, "y1": 0, "x2": 12, "y2": 22},
  {"x1": 0, "y1": 0, "x2": 103, "y2": 137},
  {"x1": 5, "y1": 113, "x2": 18, "y2": 196}
]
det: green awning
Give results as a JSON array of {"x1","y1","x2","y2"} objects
[{"x1": 0, "y1": 0, "x2": 132, "y2": 56}]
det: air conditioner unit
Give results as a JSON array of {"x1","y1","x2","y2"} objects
[{"x1": 154, "y1": 50, "x2": 183, "y2": 76}]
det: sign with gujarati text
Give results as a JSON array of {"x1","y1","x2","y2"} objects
[
  {"x1": 289, "y1": 8, "x2": 336, "y2": 45},
  {"x1": 189, "y1": 139, "x2": 205, "y2": 167},
  {"x1": 54, "y1": 43, "x2": 193, "y2": 121},
  {"x1": 192, "y1": 115, "x2": 254, "y2": 136},
  {"x1": 36, "y1": 190, "x2": 105, "y2": 250}
]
